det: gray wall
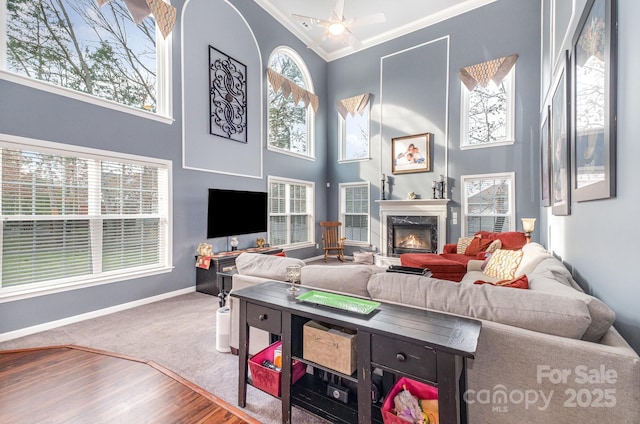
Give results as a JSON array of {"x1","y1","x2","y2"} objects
[
  {"x1": 326, "y1": 0, "x2": 541, "y2": 250},
  {"x1": 539, "y1": 0, "x2": 640, "y2": 353},
  {"x1": 0, "y1": 0, "x2": 327, "y2": 335}
]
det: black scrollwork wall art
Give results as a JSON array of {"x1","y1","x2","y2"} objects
[{"x1": 209, "y1": 46, "x2": 247, "y2": 143}]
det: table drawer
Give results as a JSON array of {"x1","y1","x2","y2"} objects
[
  {"x1": 371, "y1": 334, "x2": 437, "y2": 382},
  {"x1": 246, "y1": 303, "x2": 282, "y2": 335}
]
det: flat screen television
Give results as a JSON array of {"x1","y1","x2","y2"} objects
[{"x1": 207, "y1": 188, "x2": 268, "y2": 239}]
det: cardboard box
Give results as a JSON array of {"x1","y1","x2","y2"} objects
[{"x1": 303, "y1": 320, "x2": 357, "y2": 375}]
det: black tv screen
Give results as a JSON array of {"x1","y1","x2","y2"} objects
[{"x1": 207, "y1": 189, "x2": 268, "y2": 238}]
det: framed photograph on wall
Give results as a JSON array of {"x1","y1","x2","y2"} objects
[
  {"x1": 540, "y1": 105, "x2": 551, "y2": 207},
  {"x1": 391, "y1": 133, "x2": 431, "y2": 175},
  {"x1": 571, "y1": 0, "x2": 617, "y2": 201},
  {"x1": 551, "y1": 51, "x2": 571, "y2": 216}
]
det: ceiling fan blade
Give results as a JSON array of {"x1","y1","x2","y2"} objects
[
  {"x1": 333, "y1": 0, "x2": 345, "y2": 20},
  {"x1": 291, "y1": 14, "x2": 332, "y2": 27},
  {"x1": 350, "y1": 12, "x2": 386, "y2": 28},
  {"x1": 308, "y1": 31, "x2": 329, "y2": 48},
  {"x1": 344, "y1": 29, "x2": 362, "y2": 50}
]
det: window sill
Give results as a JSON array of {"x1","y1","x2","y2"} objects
[
  {"x1": 0, "y1": 71, "x2": 174, "y2": 125},
  {"x1": 0, "y1": 266, "x2": 174, "y2": 303},
  {"x1": 267, "y1": 145, "x2": 315, "y2": 161},
  {"x1": 338, "y1": 157, "x2": 371, "y2": 164},
  {"x1": 460, "y1": 139, "x2": 515, "y2": 150}
]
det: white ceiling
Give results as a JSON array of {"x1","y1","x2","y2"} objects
[{"x1": 253, "y1": 0, "x2": 497, "y2": 61}]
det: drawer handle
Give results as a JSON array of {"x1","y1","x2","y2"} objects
[
  {"x1": 258, "y1": 314, "x2": 268, "y2": 321},
  {"x1": 396, "y1": 353, "x2": 406, "y2": 362}
]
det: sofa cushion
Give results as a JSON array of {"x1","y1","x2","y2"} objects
[
  {"x1": 235, "y1": 252, "x2": 305, "y2": 281},
  {"x1": 465, "y1": 237, "x2": 493, "y2": 256},
  {"x1": 514, "y1": 242, "x2": 552, "y2": 277},
  {"x1": 456, "y1": 237, "x2": 474, "y2": 254},
  {"x1": 353, "y1": 251, "x2": 375, "y2": 265},
  {"x1": 367, "y1": 273, "x2": 592, "y2": 339},
  {"x1": 301, "y1": 265, "x2": 376, "y2": 298},
  {"x1": 483, "y1": 249, "x2": 524, "y2": 280},
  {"x1": 485, "y1": 239, "x2": 502, "y2": 253},
  {"x1": 528, "y1": 270, "x2": 615, "y2": 342},
  {"x1": 475, "y1": 231, "x2": 527, "y2": 250},
  {"x1": 474, "y1": 274, "x2": 529, "y2": 289}
]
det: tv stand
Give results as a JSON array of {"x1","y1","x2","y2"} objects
[{"x1": 195, "y1": 247, "x2": 282, "y2": 297}]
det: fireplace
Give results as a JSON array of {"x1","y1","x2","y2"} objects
[
  {"x1": 376, "y1": 199, "x2": 449, "y2": 266},
  {"x1": 388, "y1": 216, "x2": 438, "y2": 256}
]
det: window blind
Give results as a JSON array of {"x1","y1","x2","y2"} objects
[{"x1": 1, "y1": 143, "x2": 170, "y2": 291}]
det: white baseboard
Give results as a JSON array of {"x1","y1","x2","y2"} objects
[{"x1": 0, "y1": 287, "x2": 195, "y2": 343}]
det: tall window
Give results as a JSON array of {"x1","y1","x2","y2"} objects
[
  {"x1": 0, "y1": 134, "x2": 172, "y2": 299},
  {"x1": 1, "y1": 0, "x2": 171, "y2": 117},
  {"x1": 461, "y1": 172, "x2": 515, "y2": 236},
  {"x1": 461, "y1": 68, "x2": 515, "y2": 148},
  {"x1": 268, "y1": 177, "x2": 314, "y2": 247},
  {"x1": 338, "y1": 94, "x2": 371, "y2": 162},
  {"x1": 267, "y1": 47, "x2": 315, "y2": 158},
  {"x1": 340, "y1": 182, "x2": 369, "y2": 244}
]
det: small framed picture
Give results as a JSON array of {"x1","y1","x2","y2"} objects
[{"x1": 391, "y1": 133, "x2": 431, "y2": 175}]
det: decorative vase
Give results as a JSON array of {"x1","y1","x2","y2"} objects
[{"x1": 230, "y1": 237, "x2": 239, "y2": 251}]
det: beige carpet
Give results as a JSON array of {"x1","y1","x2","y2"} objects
[{"x1": 0, "y1": 292, "x2": 328, "y2": 424}]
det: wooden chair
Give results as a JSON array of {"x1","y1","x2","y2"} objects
[{"x1": 320, "y1": 221, "x2": 346, "y2": 262}]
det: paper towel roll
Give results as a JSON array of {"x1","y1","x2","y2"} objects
[{"x1": 216, "y1": 306, "x2": 231, "y2": 353}]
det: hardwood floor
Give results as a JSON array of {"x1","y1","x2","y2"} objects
[{"x1": 0, "y1": 345, "x2": 260, "y2": 424}]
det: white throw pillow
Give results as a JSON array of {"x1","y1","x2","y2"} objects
[{"x1": 353, "y1": 251, "x2": 374, "y2": 264}]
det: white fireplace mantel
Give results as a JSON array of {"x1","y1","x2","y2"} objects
[{"x1": 376, "y1": 199, "x2": 449, "y2": 262}]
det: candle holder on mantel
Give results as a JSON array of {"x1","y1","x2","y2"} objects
[
  {"x1": 381, "y1": 174, "x2": 387, "y2": 200},
  {"x1": 432, "y1": 175, "x2": 446, "y2": 199}
]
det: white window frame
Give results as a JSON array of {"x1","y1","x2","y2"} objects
[
  {"x1": 0, "y1": 133, "x2": 173, "y2": 302},
  {"x1": 266, "y1": 46, "x2": 315, "y2": 160},
  {"x1": 460, "y1": 68, "x2": 515, "y2": 149},
  {"x1": 338, "y1": 106, "x2": 371, "y2": 163},
  {"x1": 267, "y1": 175, "x2": 315, "y2": 249},
  {"x1": 0, "y1": 0, "x2": 173, "y2": 124},
  {"x1": 461, "y1": 172, "x2": 515, "y2": 237},
  {"x1": 339, "y1": 182, "x2": 370, "y2": 246}
]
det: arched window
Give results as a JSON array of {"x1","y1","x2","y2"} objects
[
  {"x1": 1, "y1": 0, "x2": 172, "y2": 120},
  {"x1": 267, "y1": 47, "x2": 315, "y2": 158}
]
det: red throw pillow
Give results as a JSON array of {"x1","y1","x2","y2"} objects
[
  {"x1": 473, "y1": 274, "x2": 529, "y2": 289},
  {"x1": 274, "y1": 251, "x2": 287, "y2": 257},
  {"x1": 464, "y1": 237, "x2": 493, "y2": 256}
]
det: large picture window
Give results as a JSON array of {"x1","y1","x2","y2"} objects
[
  {"x1": 339, "y1": 182, "x2": 370, "y2": 244},
  {"x1": 268, "y1": 177, "x2": 314, "y2": 247},
  {"x1": 0, "y1": 134, "x2": 172, "y2": 300},
  {"x1": 267, "y1": 47, "x2": 315, "y2": 158},
  {"x1": 1, "y1": 0, "x2": 172, "y2": 119},
  {"x1": 461, "y1": 172, "x2": 515, "y2": 236}
]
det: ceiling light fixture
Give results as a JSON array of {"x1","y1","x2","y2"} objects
[{"x1": 328, "y1": 22, "x2": 346, "y2": 36}]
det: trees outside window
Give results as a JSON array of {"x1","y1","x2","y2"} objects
[
  {"x1": 267, "y1": 48, "x2": 314, "y2": 157},
  {"x1": 3, "y1": 0, "x2": 168, "y2": 114},
  {"x1": 461, "y1": 69, "x2": 515, "y2": 148},
  {"x1": 0, "y1": 134, "x2": 171, "y2": 300}
]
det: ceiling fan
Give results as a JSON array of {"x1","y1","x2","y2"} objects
[{"x1": 291, "y1": 0, "x2": 386, "y2": 49}]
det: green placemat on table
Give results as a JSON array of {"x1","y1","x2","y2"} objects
[{"x1": 296, "y1": 290, "x2": 380, "y2": 315}]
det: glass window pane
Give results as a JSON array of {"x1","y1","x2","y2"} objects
[{"x1": 5, "y1": 0, "x2": 158, "y2": 111}]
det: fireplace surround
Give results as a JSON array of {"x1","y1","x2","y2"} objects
[{"x1": 376, "y1": 199, "x2": 449, "y2": 266}]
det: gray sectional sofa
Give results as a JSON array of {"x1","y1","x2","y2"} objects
[{"x1": 228, "y1": 245, "x2": 640, "y2": 423}]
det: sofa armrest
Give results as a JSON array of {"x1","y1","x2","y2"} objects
[
  {"x1": 467, "y1": 259, "x2": 485, "y2": 272},
  {"x1": 443, "y1": 243, "x2": 457, "y2": 254}
]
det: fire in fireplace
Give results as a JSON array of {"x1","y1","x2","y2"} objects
[{"x1": 387, "y1": 215, "x2": 438, "y2": 256}]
